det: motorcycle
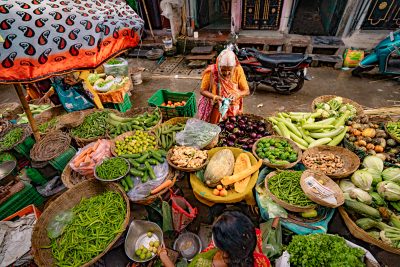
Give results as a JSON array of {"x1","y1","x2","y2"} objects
[
  {"x1": 227, "y1": 37, "x2": 312, "y2": 94},
  {"x1": 352, "y1": 29, "x2": 400, "y2": 76}
]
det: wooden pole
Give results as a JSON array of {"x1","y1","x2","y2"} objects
[
  {"x1": 141, "y1": 0, "x2": 156, "y2": 42},
  {"x1": 14, "y1": 83, "x2": 40, "y2": 141}
]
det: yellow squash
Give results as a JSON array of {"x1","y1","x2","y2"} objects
[{"x1": 233, "y1": 153, "x2": 252, "y2": 193}]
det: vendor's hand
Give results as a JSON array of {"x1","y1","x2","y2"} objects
[
  {"x1": 213, "y1": 95, "x2": 223, "y2": 102},
  {"x1": 157, "y1": 243, "x2": 168, "y2": 257}
]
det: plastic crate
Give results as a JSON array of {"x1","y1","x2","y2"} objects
[
  {"x1": 13, "y1": 136, "x2": 35, "y2": 158},
  {"x1": 26, "y1": 167, "x2": 47, "y2": 185},
  {"x1": 49, "y1": 146, "x2": 77, "y2": 171},
  {"x1": 104, "y1": 93, "x2": 132, "y2": 113},
  {"x1": 2, "y1": 204, "x2": 41, "y2": 221},
  {"x1": 0, "y1": 182, "x2": 44, "y2": 220},
  {"x1": 147, "y1": 89, "x2": 196, "y2": 121}
]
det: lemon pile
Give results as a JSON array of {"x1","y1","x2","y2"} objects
[{"x1": 115, "y1": 131, "x2": 157, "y2": 156}]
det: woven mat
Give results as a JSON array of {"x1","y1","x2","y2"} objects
[{"x1": 30, "y1": 130, "x2": 71, "y2": 162}]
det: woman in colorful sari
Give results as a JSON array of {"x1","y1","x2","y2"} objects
[
  {"x1": 198, "y1": 49, "x2": 250, "y2": 124},
  {"x1": 158, "y1": 211, "x2": 270, "y2": 267}
]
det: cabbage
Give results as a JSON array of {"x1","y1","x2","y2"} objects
[
  {"x1": 349, "y1": 188, "x2": 373, "y2": 204},
  {"x1": 351, "y1": 170, "x2": 373, "y2": 191},
  {"x1": 363, "y1": 156, "x2": 384, "y2": 172},
  {"x1": 366, "y1": 168, "x2": 382, "y2": 186},
  {"x1": 377, "y1": 181, "x2": 400, "y2": 201},
  {"x1": 382, "y1": 168, "x2": 400, "y2": 183},
  {"x1": 339, "y1": 180, "x2": 356, "y2": 193}
]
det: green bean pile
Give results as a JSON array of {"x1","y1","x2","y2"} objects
[
  {"x1": 71, "y1": 111, "x2": 109, "y2": 139},
  {"x1": 51, "y1": 191, "x2": 126, "y2": 267},
  {"x1": 0, "y1": 128, "x2": 23, "y2": 150},
  {"x1": 96, "y1": 157, "x2": 129, "y2": 180},
  {"x1": 268, "y1": 171, "x2": 314, "y2": 207},
  {"x1": 38, "y1": 118, "x2": 58, "y2": 134}
]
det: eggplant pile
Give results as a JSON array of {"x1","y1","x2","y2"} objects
[{"x1": 218, "y1": 115, "x2": 270, "y2": 151}]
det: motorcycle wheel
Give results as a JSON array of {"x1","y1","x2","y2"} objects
[
  {"x1": 352, "y1": 66, "x2": 375, "y2": 77},
  {"x1": 272, "y1": 74, "x2": 304, "y2": 95}
]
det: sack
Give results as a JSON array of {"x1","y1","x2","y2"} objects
[
  {"x1": 343, "y1": 49, "x2": 365, "y2": 68},
  {"x1": 171, "y1": 192, "x2": 197, "y2": 232},
  {"x1": 197, "y1": 95, "x2": 214, "y2": 122},
  {"x1": 52, "y1": 79, "x2": 94, "y2": 112}
]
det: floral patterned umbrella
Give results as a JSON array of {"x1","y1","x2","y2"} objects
[{"x1": 0, "y1": 0, "x2": 144, "y2": 140}]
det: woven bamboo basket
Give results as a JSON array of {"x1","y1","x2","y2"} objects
[
  {"x1": 110, "y1": 130, "x2": 157, "y2": 157},
  {"x1": 61, "y1": 162, "x2": 93, "y2": 189},
  {"x1": 252, "y1": 136, "x2": 302, "y2": 169},
  {"x1": 30, "y1": 130, "x2": 71, "y2": 162},
  {"x1": 70, "y1": 109, "x2": 120, "y2": 147},
  {"x1": 106, "y1": 107, "x2": 162, "y2": 139},
  {"x1": 166, "y1": 147, "x2": 208, "y2": 172},
  {"x1": 0, "y1": 102, "x2": 23, "y2": 120},
  {"x1": 385, "y1": 121, "x2": 400, "y2": 143},
  {"x1": 163, "y1": 117, "x2": 190, "y2": 126},
  {"x1": 264, "y1": 171, "x2": 317, "y2": 212},
  {"x1": 0, "y1": 119, "x2": 12, "y2": 137},
  {"x1": 302, "y1": 145, "x2": 360, "y2": 179},
  {"x1": 300, "y1": 170, "x2": 344, "y2": 208},
  {"x1": 31, "y1": 180, "x2": 130, "y2": 267},
  {"x1": 57, "y1": 110, "x2": 86, "y2": 129},
  {"x1": 243, "y1": 113, "x2": 275, "y2": 135},
  {"x1": 338, "y1": 207, "x2": 400, "y2": 255},
  {"x1": 0, "y1": 125, "x2": 32, "y2": 153},
  {"x1": 311, "y1": 95, "x2": 365, "y2": 116},
  {"x1": 34, "y1": 105, "x2": 65, "y2": 125},
  {"x1": 132, "y1": 168, "x2": 177, "y2": 205}
]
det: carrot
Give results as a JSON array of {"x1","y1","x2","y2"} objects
[
  {"x1": 74, "y1": 151, "x2": 88, "y2": 167},
  {"x1": 150, "y1": 180, "x2": 172, "y2": 195},
  {"x1": 84, "y1": 154, "x2": 91, "y2": 163},
  {"x1": 92, "y1": 140, "x2": 101, "y2": 151}
]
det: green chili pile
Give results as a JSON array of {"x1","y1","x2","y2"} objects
[
  {"x1": 96, "y1": 157, "x2": 129, "y2": 180},
  {"x1": 268, "y1": 171, "x2": 314, "y2": 207},
  {"x1": 71, "y1": 111, "x2": 109, "y2": 139},
  {"x1": 0, "y1": 128, "x2": 23, "y2": 151},
  {"x1": 51, "y1": 191, "x2": 126, "y2": 267}
]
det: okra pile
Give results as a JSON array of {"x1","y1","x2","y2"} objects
[
  {"x1": 51, "y1": 191, "x2": 126, "y2": 267},
  {"x1": 268, "y1": 171, "x2": 314, "y2": 207},
  {"x1": 71, "y1": 111, "x2": 109, "y2": 139},
  {"x1": 95, "y1": 157, "x2": 129, "y2": 180}
]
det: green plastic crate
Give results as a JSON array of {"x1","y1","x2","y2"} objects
[
  {"x1": 26, "y1": 167, "x2": 47, "y2": 185},
  {"x1": 49, "y1": 146, "x2": 77, "y2": 171},
  {"x1": 104, "y1": 93, "x2": 132, "y2": 113},
  {"x1": 13, "y1": 136, "x2": 35, "y2": 158},
  {"x1": 147, "y1": 89, "x2": 196, "y2": 121},
  {"x1": 0, "y1": 182, "x2": 44, "y2": 220}
]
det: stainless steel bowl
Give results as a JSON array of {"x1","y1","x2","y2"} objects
[
  {"x1": 124, "y1": 220, "x2": 163, "y2": 263},
  {"x1": 0, "y1": 160, "x2": 16, "y2": 185},
  {"x1": 173, "y1": 232, "x2": 202, "y2": 261},
  {"x1": 94, "y1": 157, "x2": 130, "y2": 182}
]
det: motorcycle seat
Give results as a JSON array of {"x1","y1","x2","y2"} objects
[{"x1": 256, "y1": 53, "x2": 308, "y2": 68}]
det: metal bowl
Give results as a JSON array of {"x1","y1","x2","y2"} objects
[
  {"x1": 0, "y1": 160, "x2": 17, "y2": 186},
  {"x1": 94, "y1": 157, "x2": 130, "y2": 182},
  {"x1": 173, "y1": 232, "x2": 202, "y2": 261},
  {"x1": 124, "y1": 220, "x2": 163, "y2": 262},
  {"x1": 145, "y1": 49, "x2": 164, "y2": 60}
]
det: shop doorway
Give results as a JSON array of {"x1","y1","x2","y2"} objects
[
  {"x1": 289, "y1": 0, "x2": 348, "y2": 36},
  {"x1": 199, "y1": 0, "x2": 231, "y2": 30}
]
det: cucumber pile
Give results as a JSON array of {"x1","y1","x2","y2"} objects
[
  {"x1": 107, "y1": 109, "x2": 161, "y2": 138},
  {"x1": 121, "y1": 149, "x2": 167, "y2": 185},
  {"x1": 154, "y1": 123, "x2": 185, "y2": 150}
]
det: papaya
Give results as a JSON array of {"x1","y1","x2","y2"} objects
[
  {"x1": 204, "y1": 149, "x2": 235, "y2": 187},
  {"x1": 233, "y1": 153, "x2": 252, "y2": 193}
]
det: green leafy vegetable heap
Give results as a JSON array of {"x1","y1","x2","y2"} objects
[
  {"x1": 287, "y1": 234, "x2": 366, "y2": 267},
  {"x1": 38, "y1": 118, "x2": 58, "y2": 134},
  {"x1": 256, "y1": 138, "x2": 297, "y2": 165},
  {"x1": 268, "y1": 171, "x2": 314, "y2": 207},
  {"x1": 95, "y1": 157, "x2": 129, "y2": 180},
  {"x1": 71, "y1": 111, "x2": 109, "y2": 139},
  {"x1": 0, "y1": 128, "x2": 23, "y2": 151},
  {"x1": 386, "y1": 121, "x2": 400, "y2": 141},
  {"x1": 51, "y1": 191, "x2": 126, "y2": 267}
]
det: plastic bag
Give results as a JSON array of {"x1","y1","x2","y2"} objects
[
  {"x1": 37, "y1": 176, "x2": 65, "y2": 197},
  {"x1": 52, "y1": 79, "x2": 94, "y2": 112},
  {"x1": 176, "y1": 118, "x2": 221, "y2": 149},
  {"x1": 103, "y1": 58, "x2": 129, "y2": 77},
  {"x1": 256, "y1": 183, "x2": 288, "y2": 219},
  {"x1": 69, "y1": 139, "x2": 111, "y2": 177},
  {"x1": 343, "y1": 49, "x2": 365, "y2": 68},
  {"x1": 127, "y1": 161, "x2": 169, "y2": 201},
  {"x1": 260, "y1": 218, "x2": 282, "y2": 260},
  {"x1": 47, "y1": 210, "x2": 74, "y2": 239}
]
